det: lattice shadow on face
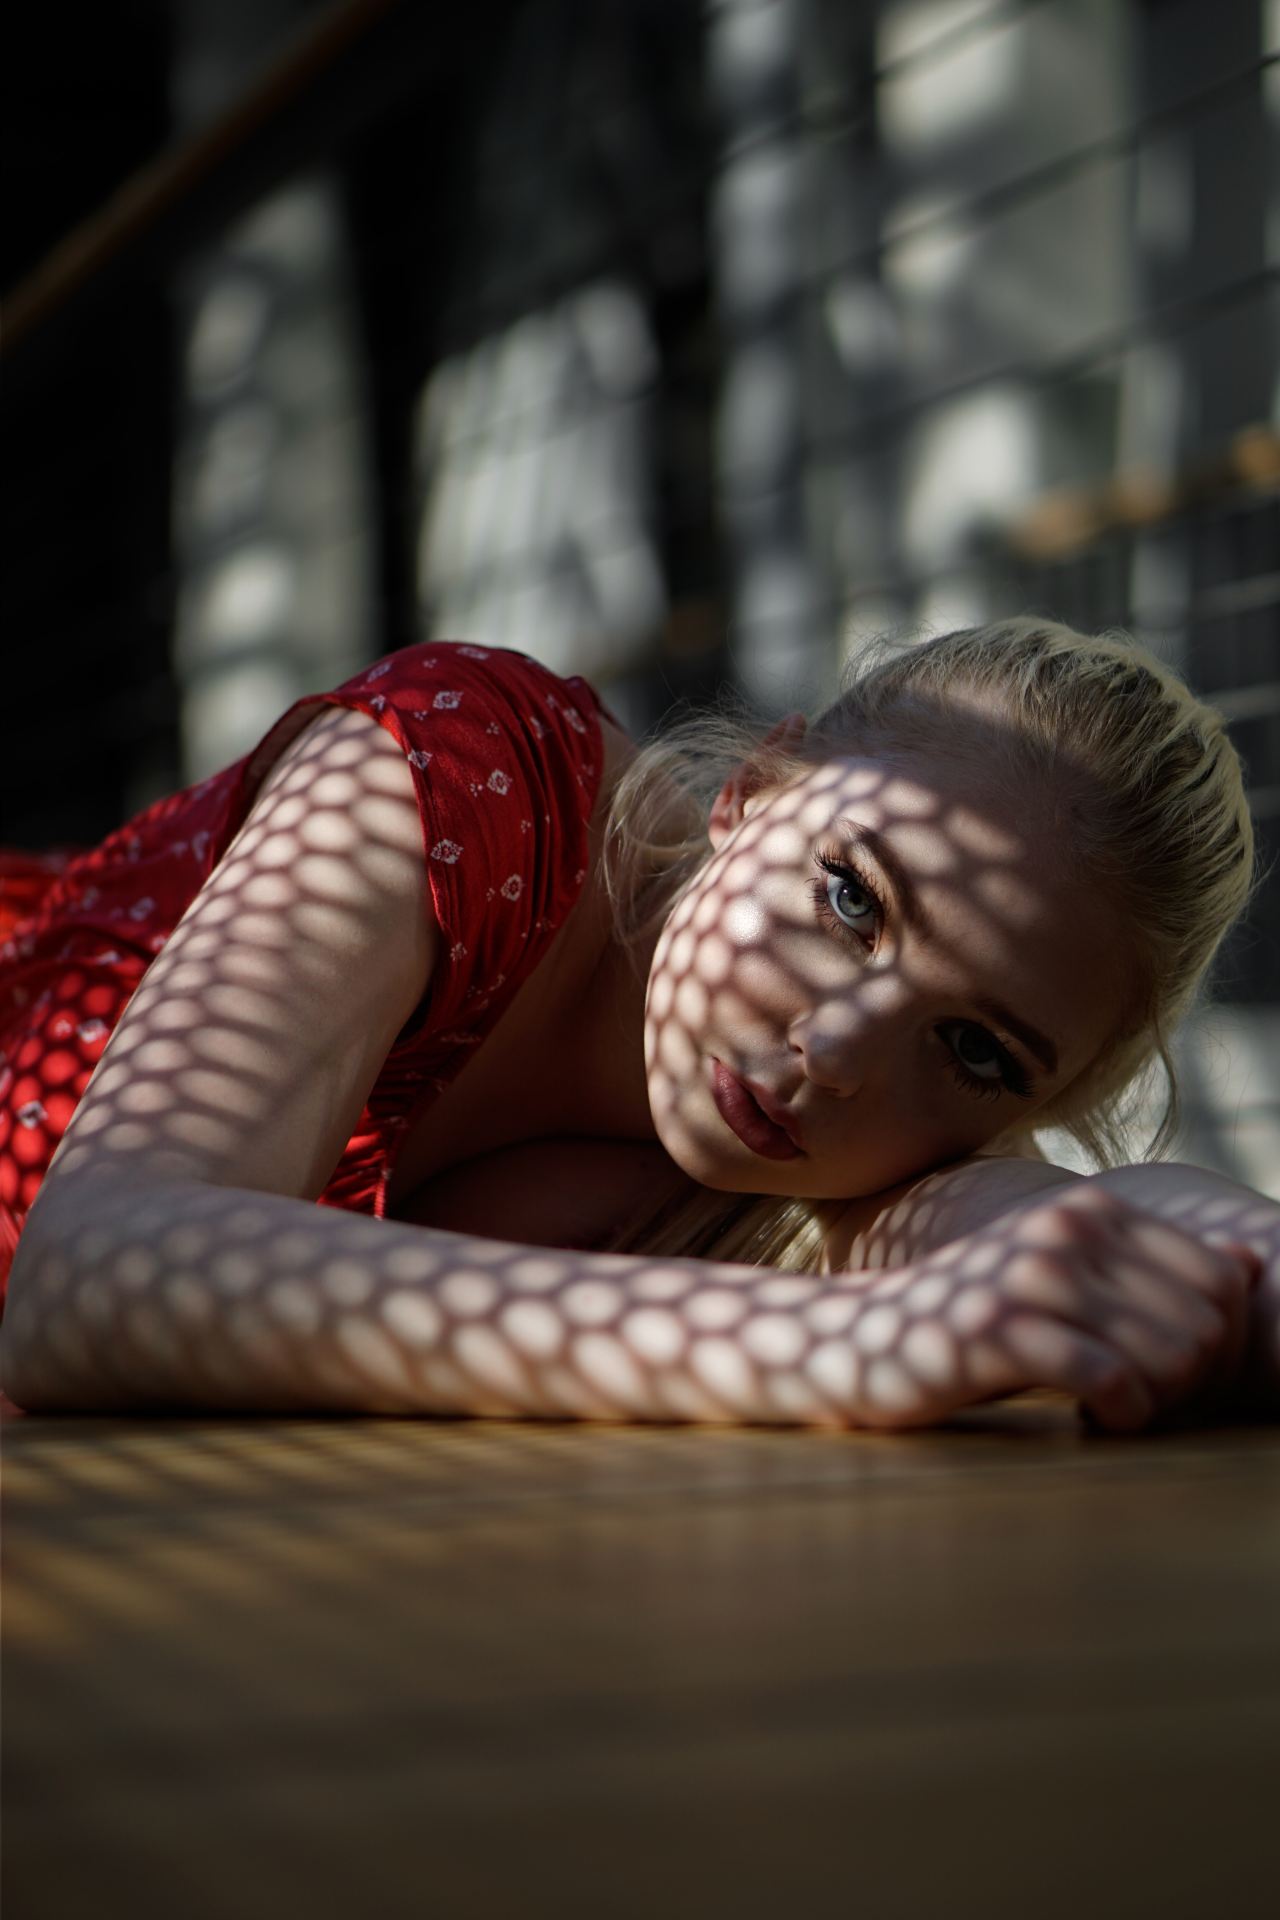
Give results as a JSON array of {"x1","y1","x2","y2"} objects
[{"x1": 643, "y1": 699, "x2": 1127, "y2": 1205}]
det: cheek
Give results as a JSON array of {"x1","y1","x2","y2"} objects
[
  {"x1": 694, "y1": 930, "x2": 734, "y2": 988},
  {"x1": 671, "y1": 974, "x2": 710, "y2": 1032},
  {"x1": 714, "y1": 877, "x2": 845, "y2": 1017},
  {"x1": 644, "y1": 982, "x2": 697, "y2": 1080},
  {"x1": 649, "y1": 890, "x2": 809, "y2": 1048},
  {"x1": 651, "y1": 1024, "x2": 699, "y2": 1084},
  {"x1": 720, "y1": 893, "x2": 768, "y2": 946}
]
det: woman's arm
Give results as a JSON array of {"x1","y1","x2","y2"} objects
[
  {"x1": 828, "y1": 1151, "x2": 1278, "y2": 1411},
  {"x1": 2, "y1": 1161, "x2": 817, "y2": 1418},
  {"x1": 31, "y1": 702, "x2": 440, "y2": 1205},
  {"x1": 0, "y1": 1163, "x2": 1253, "y2": 1429},
  {"x1": 3, "y1": 698, "x2": 437, "y2": 1398}
]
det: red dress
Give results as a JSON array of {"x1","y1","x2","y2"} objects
[{"x1": 0, "y1": 642, "x2": 613, "y2": 1298}]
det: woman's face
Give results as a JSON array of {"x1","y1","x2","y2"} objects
[{"x1": 644, "y1": 741, "x2": 1132, "y2": 1198}]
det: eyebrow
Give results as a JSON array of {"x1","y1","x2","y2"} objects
[
  {"x1": 973, "y1": 996, "x2": 1059, "y2": 1077},
  {"x1": 833, "y1": 817, "x2": 933, "y2": 937},
  {"x1": 831, "y1": 816, "x2": 1061, "y2": 1077}
]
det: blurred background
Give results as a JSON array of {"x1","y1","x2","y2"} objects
[{"x1": 2, "y1": 0, "x2": 1277, "y2": 1190}]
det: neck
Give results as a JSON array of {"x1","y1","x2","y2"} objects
[
  {"x1": 542, "y1": 711, "x2": 674, "y2": 1143},
  {"x1": 561, "y1": 916, "x2": 659, "y2": 1141}
]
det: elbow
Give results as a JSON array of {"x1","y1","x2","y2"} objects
[
  {"x1": 2, "y1": 1225, "x2": 66, "y2": 1410},
  {"x1": 1, "y1": 1321, "x2": 44, "y2": 1413},
  {"x1": 0, "y1": 1191, "x2": 124, "y2": 1412},
  {"x1": 1, "y1": 1307, "x2": 45, "y2": 1416}
]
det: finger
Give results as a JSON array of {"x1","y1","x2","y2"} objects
[
  {"x1": 1002, "y1": 1240, "x2": 1230, "y2": 1384},
  {"x1": 1117, "y1": 1211, "x2": 1256, "y2": 1305},
  {"x1": 1079, "y1": 1229, "x2": 1256, "y2": 1410},
  {"x1": 1078, "y1": 1359, "x2": 1157, "y2": 1433},
  {"x1": 1089, "y1": 1303, "x2": 1227, "y2": 1413},
  {"x1": 1094, "y1": 1261, "x2": 1232, "y2": 1369},
  {"x1": 1105, "y1": 1224, "x2": 1258, "y2": 1389},
  {"x1": 998, "y1": 1312, "x2": 1156, "y2": 1431},
  {"x1": 1191, "y1": 1242, "x2": 1258, "y2": 1389},
  {"x1": 1216, "y1": 1240, "x2": 1263, "y2": 1285}
]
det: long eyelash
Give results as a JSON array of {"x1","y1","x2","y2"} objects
[
  {"x1": 948, "y1": 1060, "x2": 1006, "y2": 1102},
  {"x1": 948, "y1": 1052, "x2": 1035, "y2": 1103},
  {"x1": 810, "y1": 852, "x2": 885, "y2": 948}
]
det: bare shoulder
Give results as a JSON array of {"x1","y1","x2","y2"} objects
[{"x1": 44, "y1": 703, "x2": 438, "y2": 1203}]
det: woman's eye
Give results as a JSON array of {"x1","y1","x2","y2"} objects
[
  {"x1": 940, "y1": 1021, "x2": 1004, "y2": 1081},
  {"x1": 824, "y1": 867, "x2": 877, "y2": 931}
]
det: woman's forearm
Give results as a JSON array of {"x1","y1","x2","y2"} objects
[
  {"x1": 1, "y1": 1168, "x2": 850, "y2": 1423},
  {"x1": 4, "y1": 1163, "x2": 1261, "y2": 1431}
]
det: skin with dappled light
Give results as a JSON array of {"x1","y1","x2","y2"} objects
[
  {"x1": 2, "y1": 637, "x2": 1278, "y2": 1429},
  {"x1": 645, "y1": 741, "x2": 1133, "y2": 1201}
]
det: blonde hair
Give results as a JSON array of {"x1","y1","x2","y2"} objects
[{"x1": 602, "y1": 617, "x2": 1258, "y2": 1269}]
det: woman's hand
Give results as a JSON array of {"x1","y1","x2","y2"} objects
[
  {"x1": 1082, "y1": 1165, "x2": 1280, "y2": 1413},
  {"x1": 834, "y1": 1183, "x2": 1259, "y2": 1431}
]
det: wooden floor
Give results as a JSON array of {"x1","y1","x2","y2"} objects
[{"x1": 5, "y1": 1399, "x2": 1279, "y2": 1920}]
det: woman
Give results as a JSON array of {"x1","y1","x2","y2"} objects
[{"x1": 2, "y1": 621, "x2": 1277, "y2": 1426}]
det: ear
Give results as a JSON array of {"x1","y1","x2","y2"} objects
[{"x1": 708, "y1": 712, "x2": 807, "y2": 849}]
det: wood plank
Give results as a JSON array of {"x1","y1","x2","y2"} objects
[{"x1": 5, "y1": 1405, "x2": 1279, "y2": 1919}]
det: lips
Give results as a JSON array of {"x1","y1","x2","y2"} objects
[{"x1": 710, "y1": 1061, "x2": 803, "y2": 1161}]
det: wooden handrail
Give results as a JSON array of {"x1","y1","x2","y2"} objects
[{"x1": 1, "y1": 0, "x2": 402, "y2": 356}]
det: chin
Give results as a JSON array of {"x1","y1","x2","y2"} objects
[
  {"x1": 661, "y1": 1140, "x2": 831, "y2": 1201},
  {"x1": 692, "y1": 1161, "x2": 780, "y2": 1196},
  {"x1": 650, "y1": 1119, "x2": 754, "y2": 1194}
]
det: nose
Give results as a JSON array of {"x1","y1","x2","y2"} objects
[{"x1": 787, "y1": 998, "x2": 869, "y2": 1098}]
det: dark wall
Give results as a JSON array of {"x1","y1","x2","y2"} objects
[{"x1": 3, "y1": 6, "x2": 177, "y2": 845}]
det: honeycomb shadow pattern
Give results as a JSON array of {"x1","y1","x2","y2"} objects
[{"x1": 4, "y1": 697, "x2": 1276, "y2": 1427}]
